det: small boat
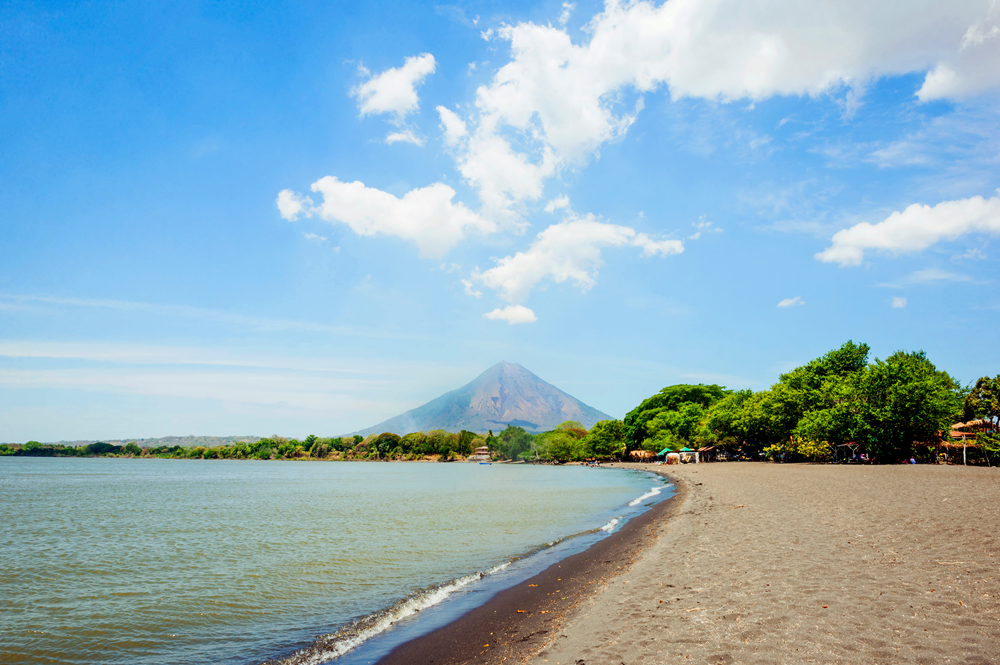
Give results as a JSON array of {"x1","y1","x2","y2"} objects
[{"x1": 479, "y1": 461, "x2": 492, "y2": 465}]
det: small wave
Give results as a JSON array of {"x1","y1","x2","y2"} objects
[
  {"x1": 269, "y1": 562, "x2": 511, "y2": 665},
  {"x1": 628, "y1": 486, "x2": 661, "y2": 506},
  {"x1": 599, "y1": 517, "x2": 620, "y2": 532}
]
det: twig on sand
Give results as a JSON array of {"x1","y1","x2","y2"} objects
[{"x1": 733, "y1": 504, "x2": 747, "y2": 509}]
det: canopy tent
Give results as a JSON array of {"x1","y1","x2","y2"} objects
[{"x1": 657, "y1": 448, "x2": 673, "y2": 456}]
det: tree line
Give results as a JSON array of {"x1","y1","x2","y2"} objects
[{"x1": 3, "y1": 341, "x2": 996, "y2": 464}]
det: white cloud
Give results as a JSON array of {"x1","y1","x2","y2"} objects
[
  {"x1": 461, "y1": 279, "x2": 483, "y2": 297},
  {"x1": 777, "y1": 296, "x2": 804, "y2": 308},
  {"x1": 954, "y1": 247, "x2": 987, "y2": 260},
  {"x1": 688, "y1": 215, "x2": 722, "y2": 240},
  {"x1": 436, "y1": 106, "x2": 468, "y2": 147},
  {"x1": 276, "y1": 189, "x2": 314, "y2": 222},
  {"x1": 544, "y1": 195, "x2": 571, "y2": 213},
  {"x1": 816, "y1": 191, "x2": 1000, "y2": 266},
  {"x1": 302, "y1": 232, "x2": 327, "y2": 241},
  {"x1": 279, "y1": 176, "x2": 497, "y2": 258},
  {"x1": 385, "y1": 130, "x2": 425, "y2": 146},
  {"x1": 892, "y1": 297, "x2": 908, "y2": 308},
  {"x1": 483, "y1": 305, "x2": 538, "y2": 324},
  {"x1": 351, "y1": 53, "x2": 437, "y2": 120},
  {"x1": 905, "y1": 268, "x2": 974, "y2": 284},
  {"x1": 559, "y1": 2, "x2": 576, "y2": 26},
  {"x1": 447, "y1": 0, "x2": 1000, "y2": 222},
  {"x1": 470, "y1": 216, "x2": 683, "y2": 304}
]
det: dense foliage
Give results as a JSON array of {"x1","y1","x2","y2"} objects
[
  {"x1": 623, "y1": 384, "x2": 729, "y2": 452},
  {"x1": 704, "y1": 342, "x2": 965, "y2": 462}
]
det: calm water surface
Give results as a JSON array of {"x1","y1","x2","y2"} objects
[{"x1": 0, "y1": 458, "x2": 666, "y2": 664}]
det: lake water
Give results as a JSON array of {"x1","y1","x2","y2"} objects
[{"x1": 0, "y1": 458, "x2": 671, "y2": 665}]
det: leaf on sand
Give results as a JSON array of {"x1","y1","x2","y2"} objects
[
  {"x1": 733, "y1": 504, "x2": 747, "y2": 509},
  {"x1": 517, "y1": 610, "x2": 526, "y2": 613},
  {"x1": 822, "y1": 605, "x2": 829, "y2": 608}
]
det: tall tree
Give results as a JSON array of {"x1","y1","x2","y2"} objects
[{"x1": 853, "y1": 351, "x2": 963, "y2": 461}]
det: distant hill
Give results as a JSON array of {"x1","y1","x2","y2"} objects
[
  {"x1": 352, "y1": 361, "x2": 612, "y2": 436},
  {"x1": 38, "y1": 435, "x2": 261, "y2": 449}
]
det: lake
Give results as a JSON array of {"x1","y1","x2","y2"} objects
[{"x1": 0, "y1": 457, "x2": 670, "y2": 664}]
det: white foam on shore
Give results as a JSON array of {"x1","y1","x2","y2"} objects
[
  {"x1": 278, "y1": 562, "x2": 511, "y2": 665},
  {"x1": 600, "y1": 517, "x2": 620, "y2": 532},
  {"x1": 628, "y1": 486, "x2": 661, "y2": 506}
]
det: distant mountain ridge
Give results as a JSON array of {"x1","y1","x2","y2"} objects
[{"x1": 352, "y1": 361, "x2": 612, "y2": 436}]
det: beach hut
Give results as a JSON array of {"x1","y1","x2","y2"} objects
[
  {"x1": 676, "y1": 447, "x2": 699, "y2": 464},
  {"x1": 629, "y1": 450, "x2": 656, "y2": 463},
  {"x1": 665, "y1": 452, "x2": 680, "y2": 465},
  {"x1": 697, "y1": 445, "x2": 717, "y2": 462}
]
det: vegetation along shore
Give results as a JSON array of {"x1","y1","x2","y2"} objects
[{"x1": 4, "y1": 341, "x2": 998, "y2": 465}]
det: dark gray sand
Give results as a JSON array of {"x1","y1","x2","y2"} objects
[
  {"x1": 531, "y1": 463, "x2": 1000, "y2": 665},
  {"x1": 379, "y1": 462, "x2": 1000, "y2": 665}
]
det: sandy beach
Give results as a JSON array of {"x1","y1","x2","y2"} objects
[{"x1": 379, "y1": 462, "x2": 1000, "y2": 665}]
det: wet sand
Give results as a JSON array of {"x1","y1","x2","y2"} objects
[{"x1": 378, "y1": 462, "x2": 1000, "y2": 665}]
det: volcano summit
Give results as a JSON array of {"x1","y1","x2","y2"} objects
[{"x1": 353, "y1": 362, "x2": 611, "y2": 436}]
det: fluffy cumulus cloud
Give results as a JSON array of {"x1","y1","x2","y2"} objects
[
  {"x1": 470, "y1": 216, "x2": 683, "y2": 304},
  {"x1": 816, "y1": 191, "x2": 1000, "y2": 266},
  {"x1": 276, "y1": 177, "x2": 496, "y2": 258},
  {"x1": 439, "y1": 0, "x2": 1000, "y2": 221},
  {"x1": 276, "y1": 189, "x2": 314, "y2": 222},
  {"x1": 483, "y1": 305, "x2": 538, "y2": 324},
  {"x1": 352, "y1": 53, "x2": 437, "y2": 120}
]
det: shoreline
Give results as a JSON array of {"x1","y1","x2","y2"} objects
[
  {"x1": 253, "y1": 464, "x2": 674, "y2": 665},
  {"x1": 372, "y1": 462, "x2": 1000, "y2": 665},
  {"x1": 373, "y1": 464, "x2": 685, "y2": 665}
]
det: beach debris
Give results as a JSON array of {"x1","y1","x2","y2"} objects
[
  {"x1": 822, "y1": 605, "x2": 829, "y2": 608},
  {"x1": 682, "y1": 608, "x2": 705, "y2": 612},
  {"x1": 517, "y1": 610, "x2": 526, "y2": 613},
  {"x1": 528, "y1": 584, "x2": 538, "y2": 587},
  {"x1": 936, "y1": 561, "x2": 965, "y2": 565},
  {"x1": 734, "y1": 505, "x2": 747, "y2": 509},
  {"x1": 539, "y1": 610, "x2": 550, "y2": 614}
]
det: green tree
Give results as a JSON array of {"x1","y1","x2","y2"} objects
[
  {"x1": 964, "y1": 375, "x2": 1000, "y2": 462},
  {"x1": 583, "y1": 419, "x2": 625, "y2": 459},
  {"x1": 372, "y1": 432, "x2": 402, "y2": 459},
  {"x1": 495, "y1": 425, "x2": 533, "y2": 460},
  {"x1": 123, "y1": 442, "x2": 142, "y2": 457},
  {"x1": 624, "y1": 384, "x2": 728, "y2": 449},
  {"x1": 456, "y1": 430, "x2": 476, "y2": 456},
  {"x1": 853, "y1": 350, "x2": 963, "y2": 461},
  {"x1": 541, "y1": 430, "x2": 582, "y2": 462}
]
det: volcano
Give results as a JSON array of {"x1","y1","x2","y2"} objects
[{"x1": 353, "y1": 361, "x2": 612, "y2": 436}]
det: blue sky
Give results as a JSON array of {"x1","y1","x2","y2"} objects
[{"x1": 2, "y1": 0, "x2": 999, "y2": 442}]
